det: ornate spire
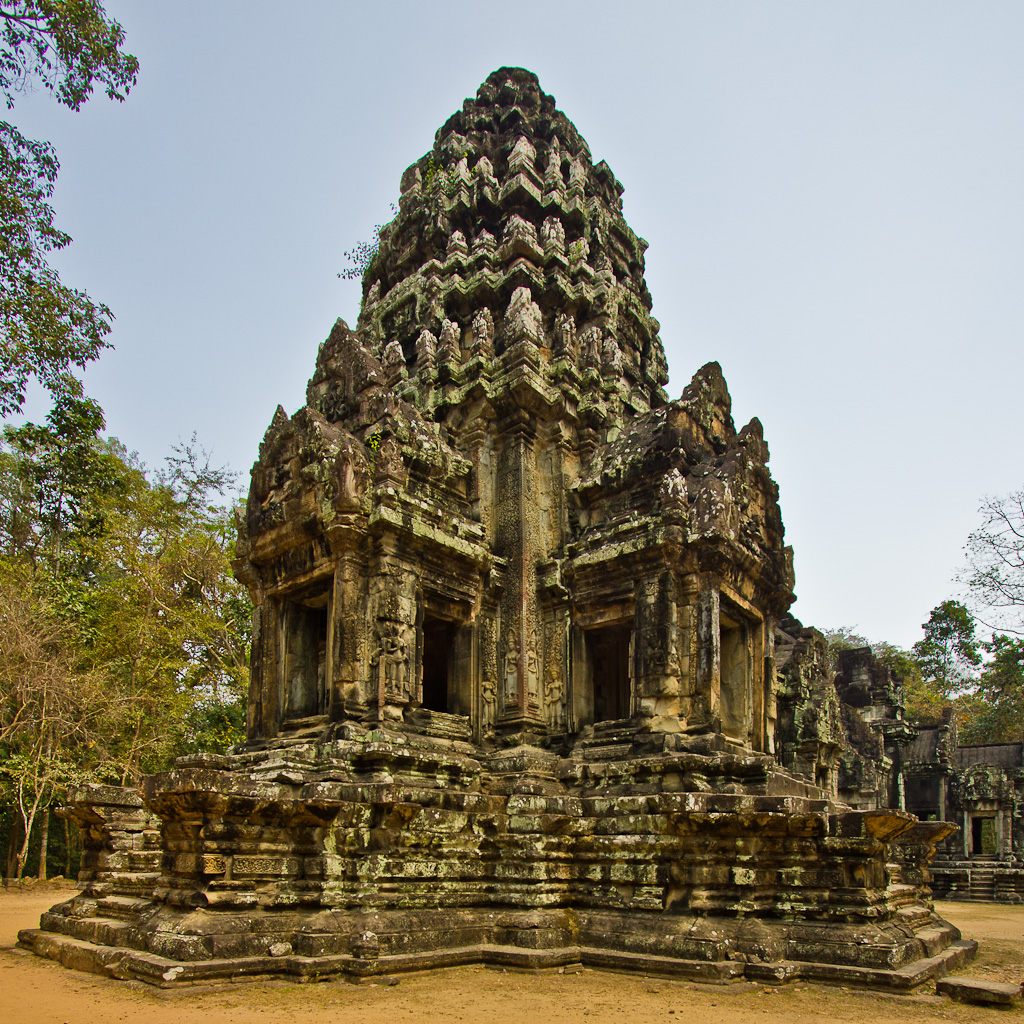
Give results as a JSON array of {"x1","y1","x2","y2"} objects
[{"x1": 353, "y1": 67, "x2": 668, "y2": 415}]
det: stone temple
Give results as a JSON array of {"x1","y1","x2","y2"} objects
[{"x1": 21, "y1": 68, "x2": 980, "y2": 988}]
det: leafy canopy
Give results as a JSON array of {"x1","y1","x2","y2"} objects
[
  {"x1": 958, "y1": 634, "x2": 1024, "y2": 744},
  {"x1": 0, "y1": 2, "x2": 138, "y2": 418},
  {"x1": 0, "y1": 423, "x2": 251, "y2": 793},
  {"x1": 911, "y1": 599, "x2": 981, "y2": 696}
]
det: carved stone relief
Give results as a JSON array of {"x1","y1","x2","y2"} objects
[{"x1": 471, "y1": 308, "x2": 494, "y2": 358}]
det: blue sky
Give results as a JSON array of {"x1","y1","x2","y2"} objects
[{"x1": 9, "y1": 1, "x2": 1024, "y2": 649}]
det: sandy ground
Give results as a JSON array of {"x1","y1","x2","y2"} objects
[{"x1": 1, "y1": 889, "x2": 1021, "y2": 1024}]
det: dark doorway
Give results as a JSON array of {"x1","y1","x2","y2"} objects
[
  {"x1": 422, "y1": 616, "x2": 456, "y2": 713},
  {"x1": 586, "y1": 623, "x2": 632, "y2": 722},
  {"x1": 283, "y1": 595, "x2": 329, "y2": 719},
  {"x1": 972, "y1": 816, "x2": 996, "y2": 856}
]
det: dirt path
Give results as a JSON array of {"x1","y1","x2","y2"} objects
[{"x1": 1, "y1": 890, "x2": 1021, "y2": 1024}]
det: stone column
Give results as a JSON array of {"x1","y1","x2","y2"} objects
[
  {"x1": 694, "y1": 585, "x2": 721, "y2": 733},
  {"x1": 762, "y1": 620, "x2": 778, "y2": 755},
  {"x1": 495, "y1": 411, "x2": 544, "y2": 735},
  {"x1": 330, "y1": 551, "x2": 365, "y2": 715},
  {"x1": 634, "y1": 570, "x2": 683, "y2": 732},
  {"x1": 64, "y1": 784, "x2": 162, "y2": 898},
  {"x1": 368, "y1": 539, "x2": 417, "y2": 722},
  {"x1": 250, "y1": 596, "x2": 283, "y2": 739}
]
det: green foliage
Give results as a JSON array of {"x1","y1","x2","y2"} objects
[
  {"x1": 911, "y1": 600, "x2": 981, "y2": 696},
  {"x1": 73, "y1": 437, "x2": 251, "y2": 777},
  {"x1": 421, "y1": 156, "x2": 444, "y2": 190},
  {"x1": 0, "y1": 556, "x2": 105, "y2": 875},
  {"x1": 901, "y1": 665, "x2": 947, "y2": 726},
  {"x1": 955, "y1": 634, "x2": 1024, "y2": 744},
  {"x1": 819, "y1": 625, "x2": 869, "y2": 673},
  {"x1": 0, "y1": 382, "x2": 123, "y2": 569},
  {"x1": 0, "y1": 1, "x2": 138, "y2": 418},
  {"x1": 338, "y1": 202, "x2": 396, "y2": 281},
  {"x1": 177, "y1": 694, "x2": 246, "y2": 755},
  {"x1": 0, "y1": 422, "x2": 251, "y2": 873},
  {"x1": 1, "y1": 1, "x2": 138, "y2": 110},
  {"x1": 421, "y1": 156, "x2": 457, "y2": 198}
]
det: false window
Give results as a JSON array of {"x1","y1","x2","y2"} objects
[
  {"x1": 719, "y1": 608, "x2": 750, "y2": 743},
  {"x1": 282, "y1": 592, "x2": 329, "y2": 720}
]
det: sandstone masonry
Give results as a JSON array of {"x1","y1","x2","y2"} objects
[{"x1": 20, "y1": 67, "x2": 975, "y2": 990}]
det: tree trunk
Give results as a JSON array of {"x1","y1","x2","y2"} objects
[
  {"x1": 37, "y1": 808, "x2": 49, "y2": 881},
  {"x1": 3, "y1": 816, "x2": 21, "y2": 884},
  {"x1": 63, "y1": 812, "x2": 72, "y2": 877},
  {"x1": 15, "y1": 786, "x2": 44, "y2": 882}
]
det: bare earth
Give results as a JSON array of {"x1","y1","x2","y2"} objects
[{"x1": 2, "y1": 889, "x2": 1021, "y2": 1023}]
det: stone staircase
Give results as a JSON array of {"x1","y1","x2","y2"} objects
[
  {"x1": 968, "y1": 858, "x2": 996, "y2": 901},
  {"x1": 931, "y1": 855, "x2": 1024, "y2": 903},
  {"x1": 574, "y1": 719, "x2": 636, "y2": 760}
]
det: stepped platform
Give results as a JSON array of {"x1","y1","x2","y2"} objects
[{"x1": 21, "y1": 734, "x2": 974, "y2": 990}]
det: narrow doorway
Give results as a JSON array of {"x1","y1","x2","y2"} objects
[
  {"x1": 585, "y1": 623, "x2": 632, "y2": 722},
  {"x1": 972, "y1": 816, "x2": 996, "y2": 856},
  {"x1": 421, "y1": 615, "x2": 456, "y2": 713}
]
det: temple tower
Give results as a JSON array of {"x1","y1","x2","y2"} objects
[
  {"x1": 236, "y1": 67, "x2": 794, "y2": 755},
  {"x1": 21, "y1": 68, "x2": 971, "y2": 992}
]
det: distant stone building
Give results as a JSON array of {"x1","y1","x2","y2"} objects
[
  {"x1": 775, "y1": 620, "x2": 1024, "y2": 903},
  {"x1": 907, "y1": 724, "x2": 1024, "y2": 902},
  {"x1": 21, "y1": 68, "x2": 976, "y2": 987}
]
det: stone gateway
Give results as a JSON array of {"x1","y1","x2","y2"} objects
[{"x1": 21, "y1": 68, "x2": 975, "y2": 989}]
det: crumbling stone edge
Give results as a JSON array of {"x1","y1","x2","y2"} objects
[{"x1": 18, "y1": 929, "x2": 977, "y2": 991}]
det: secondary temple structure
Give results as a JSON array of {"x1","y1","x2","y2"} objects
[{"x1": 21, "y1": 68, "x2": 980, "y2": 988}]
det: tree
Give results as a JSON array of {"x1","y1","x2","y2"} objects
[
  {"x1": 0, "y1": 557, "x2": 110, "y2": 878},
  {"x1": 76, "y1": 438, "x2": 250, "y2": 779},
  {"x1": 955, "y1": 634, "x2": 1024, "y2": 745},
  {"x1": 0, "y1": 383, "x2": 118, "y2": 572},
  {"x1": 911, "y1": 600, "x2": 981, "y2": 697},
  {"x1": 1, "y1": 1, "x2": 138, "y2": 417},
  {"x1": 964, "y1": 489, "x2": 1024, "y2": 635},
  {"x1": 0, "y1": 423, "x2": 250, "y2": 841}
]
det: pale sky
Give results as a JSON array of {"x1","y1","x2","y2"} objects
[{"x1": 10, "y1": 1, "x2": 1023, "y2": 650}]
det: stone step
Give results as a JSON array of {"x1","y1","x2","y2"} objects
[
  {"x1": 938, "y1": 976, "x2": 1023, "y2": 1006},
  {"x1": 914, "y1": 927, "x2": 953, "y2": 957},
  {"x1": 885, "y1": 884, "x2": 919, "y2": 902},
  {"x1": 96, "y1": 895, "x2": 150, "y2": 921},
  {"x1": 58, "y1": 915, "x2": 135, "y2": 948},
  {"x1": 896, "y1": 905, "x2": 931, "y2": 927}
]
